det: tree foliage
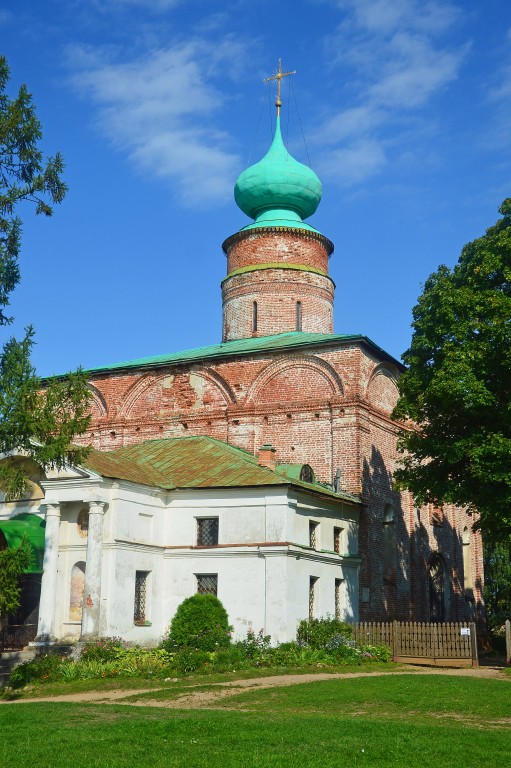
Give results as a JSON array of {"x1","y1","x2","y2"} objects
[
  {"x1": 0, "y1": 54, "x2": 91, "y2": 500},
  {"x1": 484, "y1": 538, "x2": 511, "y2": 631},
  {"x1": 0, "y1": 534, "x2": 32, "y2": 617},
  {"x1": 393, "y1": 200, "x2": 511, "y2": 540}
]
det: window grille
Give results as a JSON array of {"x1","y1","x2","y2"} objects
[
  {"x1": 309, "y1": 521, "x2": 318, "y2": 549},
  {"x1": 197, "y1": 517, "x2": 219, "y2": 546},
  {"x1": 134, "y1": 571, "x2": 149, "y2": 624},
  {"x1": 300, "y1": 464, "x2": 315, "y2": 483},
  {"x1": 334, "y1": 527, "x2": 342, "y2": 554},
  {"x1": 335, "y1": 578, "x2": 343, "y2": 620},
  {"x1": 196, "y1": 574, "x2": 218, "y2": 596},
  {"x1": 309, "y1": 577, "x2": 318, "y2": 619}
]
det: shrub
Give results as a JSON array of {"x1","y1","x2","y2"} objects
[
  {"x1": 235, "y1": 628, "x2": 272, "y2": 660},
  {"x1": 9, "y1": 653, "x2": 67, "y2": 688},
  {"x1": 172, "y1": 649, "x2": 211, "y2": 674},
  {"x1": 163, "y1": 594, "x2": 232, "y2": 652},
  {"x1": 297, "y1": 617, "x2": 353, "y2": 649},
  {"x1": 80, "y1": 636, "x2": 127, "y2": 662}
]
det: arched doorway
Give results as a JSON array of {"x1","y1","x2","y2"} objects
[{"x1": 69, "y1": 562, "x2": 86, "y2": 622}]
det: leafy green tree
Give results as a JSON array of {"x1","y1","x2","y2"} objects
[
  {"x1": 0, "y1": 535, "x2": 32, "y2": 619},
  {"x1": 0, "y1": 54, "x2": 91, "y2": 501},
  {"x1": 484, "y1": 538, "x2": 511, "y2": 631},
  {"x1": 393, "y1": 200, "x2": 511, "y2": 540}
]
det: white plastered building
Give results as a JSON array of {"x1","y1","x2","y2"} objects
[{"x1": 0, "y1": 436, "x2": 360, "y2": 646}]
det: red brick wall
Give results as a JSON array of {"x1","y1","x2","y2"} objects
[
  {"x1": 221, "y1": 228, "x2": 334, "y2": 341},
  {"x1": 222, "y1": 269, "x2": 334, "y2": 340},
  {"x1": 82, "y1": 340, "x2": 484, "y2": 625},
  {"x1": 225, "y1": 229, "x2": 331, "y2": 274}
]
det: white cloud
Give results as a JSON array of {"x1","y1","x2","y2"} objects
[
  {"x1": 318, "y1": 139, "x2": 386, "y2": 184},
  {"x1": 318, "y1": 0, "x2": 467, "y2": 186},
  {"x1": 68, "y1": 41, "x2": 243, "y2": 206}
]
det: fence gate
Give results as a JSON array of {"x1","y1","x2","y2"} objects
[{"x1": 352, "y1": 621, "x2": 478, "y2": 667}]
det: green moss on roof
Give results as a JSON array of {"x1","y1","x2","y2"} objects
[
  {"x1": 82, "y1": 436, "x2": 360, "y2": 505},
  {"x1": 80, "y1": 332, "x2": 403, "y2": 376},
  {"x1": 275, "y1": 464, "x2": 306, "y2": 480}
]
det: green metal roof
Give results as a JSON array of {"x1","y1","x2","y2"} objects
[
  {"x1": 0, "y1": 513, "x2": 45, "y2": 573},
  {"x1": 83, "y1": 332, "x2": 403, "y2": 375},
  {"x1": 82, "y1": 436, "x2": 360, "y2": 505},
  {"x1": 276, "y1": 463, "x2": 307, "y2": 480}
]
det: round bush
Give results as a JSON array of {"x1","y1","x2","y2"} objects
[{"x1": 164, "y1": 594, "x2": 232, "y2": 652}]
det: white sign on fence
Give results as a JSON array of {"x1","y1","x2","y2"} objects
[{"x1": 460, "y1": 627, "x2": 470, "y2": 636}]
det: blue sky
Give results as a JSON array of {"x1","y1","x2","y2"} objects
[{"x1": 2, "y1": 0, "x2": 511, "y2": 375}]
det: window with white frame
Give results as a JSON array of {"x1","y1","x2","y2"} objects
[
  {"x1": 196, "y1": 574, "x2": 218, "y2": 596},
  {"x1": 309, "y1": 521, "x2": 319, "y2": 549},
  {"x1": 197, "y1": 517, "x2": 219, "y2": 546},
  {"x1": 334, "y1": 526, "x2": 343, "y2": 554},
  {"x1": 335, "y1": 578, "x2": 344, "y2": 620},
  {"x1": 309, "y1": 576, "x2": 318, "y2": 619},
  {"x1": 134, "y1": 570, "x2": 150, "y2": 624}
]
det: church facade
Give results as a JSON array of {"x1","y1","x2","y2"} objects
[
  {"x1": 78, "y1": 111, "x2": 484, "y2": 627},
  {"x1": 0, "y1": 95, "x2": 485, "y2": 649}
]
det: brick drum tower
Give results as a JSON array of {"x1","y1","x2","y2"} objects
[{"x1": 222, "y1": 112, "x2": 334, "y2": 340}]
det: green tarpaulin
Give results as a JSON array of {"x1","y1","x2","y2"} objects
[{"x1": 0, "y1": 513, "x2": 45, "y2": 573}]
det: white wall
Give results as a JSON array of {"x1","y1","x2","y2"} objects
[{"x1": 44, "y1": 480, "x2": 360, "y2": 645}]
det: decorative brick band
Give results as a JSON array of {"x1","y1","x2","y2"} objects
[
  {"x1": 222, "y1": 262, "x2": 332, "y2": 285},
  {"x1": 222, "y1": 226, "x2": 334, "y2": 256}
]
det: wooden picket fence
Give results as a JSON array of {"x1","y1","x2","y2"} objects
[{"x1": 352, "y1": 621, "x2": 478, "y2": 667}]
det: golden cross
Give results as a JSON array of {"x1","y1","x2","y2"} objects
[{"x1": 264, "y1": 58, "x2": 296, "y2": 116}]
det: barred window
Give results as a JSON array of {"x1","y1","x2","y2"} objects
[
  {"x1": 334, "y1": 526, "x2": 343, "y2": 554},
  {"x1": 309, "y1": 576, "x2": 318, "y2": 619},
  {"x1": 134, "y1": 571, "x2": 150, "y2": 624},
  {"x1": 335, "y1": 578, "x2": 343, "y2": 620},
  {"x1": 197, "y1": 517, "x2": 219, "y2": 546},
  {"x1": 309, "y1": 521, "x2": 318, "y2": 549},
  {"x1": 196, "y1": 574, "x2": 218, "y2": 596}
]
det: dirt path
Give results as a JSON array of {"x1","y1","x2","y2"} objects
[{"x1": 3, "y1": 665, "x2": 508, "y2": 709}]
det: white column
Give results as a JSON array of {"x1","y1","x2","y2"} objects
[
  {"x1": 80, "y1": 501, "x2": 106, "y2": 639},
  {"x1": 34, "y1": 503, "x2": 61, "y2": 644}
]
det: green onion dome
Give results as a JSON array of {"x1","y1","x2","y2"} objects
[{"x1": 234, "y1": 116, "x2": 322, "y2": 232}]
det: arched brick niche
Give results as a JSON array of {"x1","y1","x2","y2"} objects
[
  {"x1": 119, "y1": 368, "x2": 235, "y2": 420},
  {"x1": 247, "y1": 355, "x2": 343, "y2": 405},
  {"x1": 87, "y1": 384, "x2": 108, "y2": 420},
  {"x1": 366, "y1": 364, "x2": 400, "y2": 414}
]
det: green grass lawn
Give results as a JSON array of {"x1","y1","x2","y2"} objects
[{"x1": 1, "y1": 674, "x2": 509, "y2": 768}]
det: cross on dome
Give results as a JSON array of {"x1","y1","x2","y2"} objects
[
  {"x1": 263, "y1": 59, "x2": 296, "y2": 116},
  {"x1": 234, "y1": 61, "x2": 322, "y2": 233}
]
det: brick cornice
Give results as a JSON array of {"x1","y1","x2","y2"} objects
[{"x1": 222, "y1": 226, "x2": 334, "y2": 256}]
